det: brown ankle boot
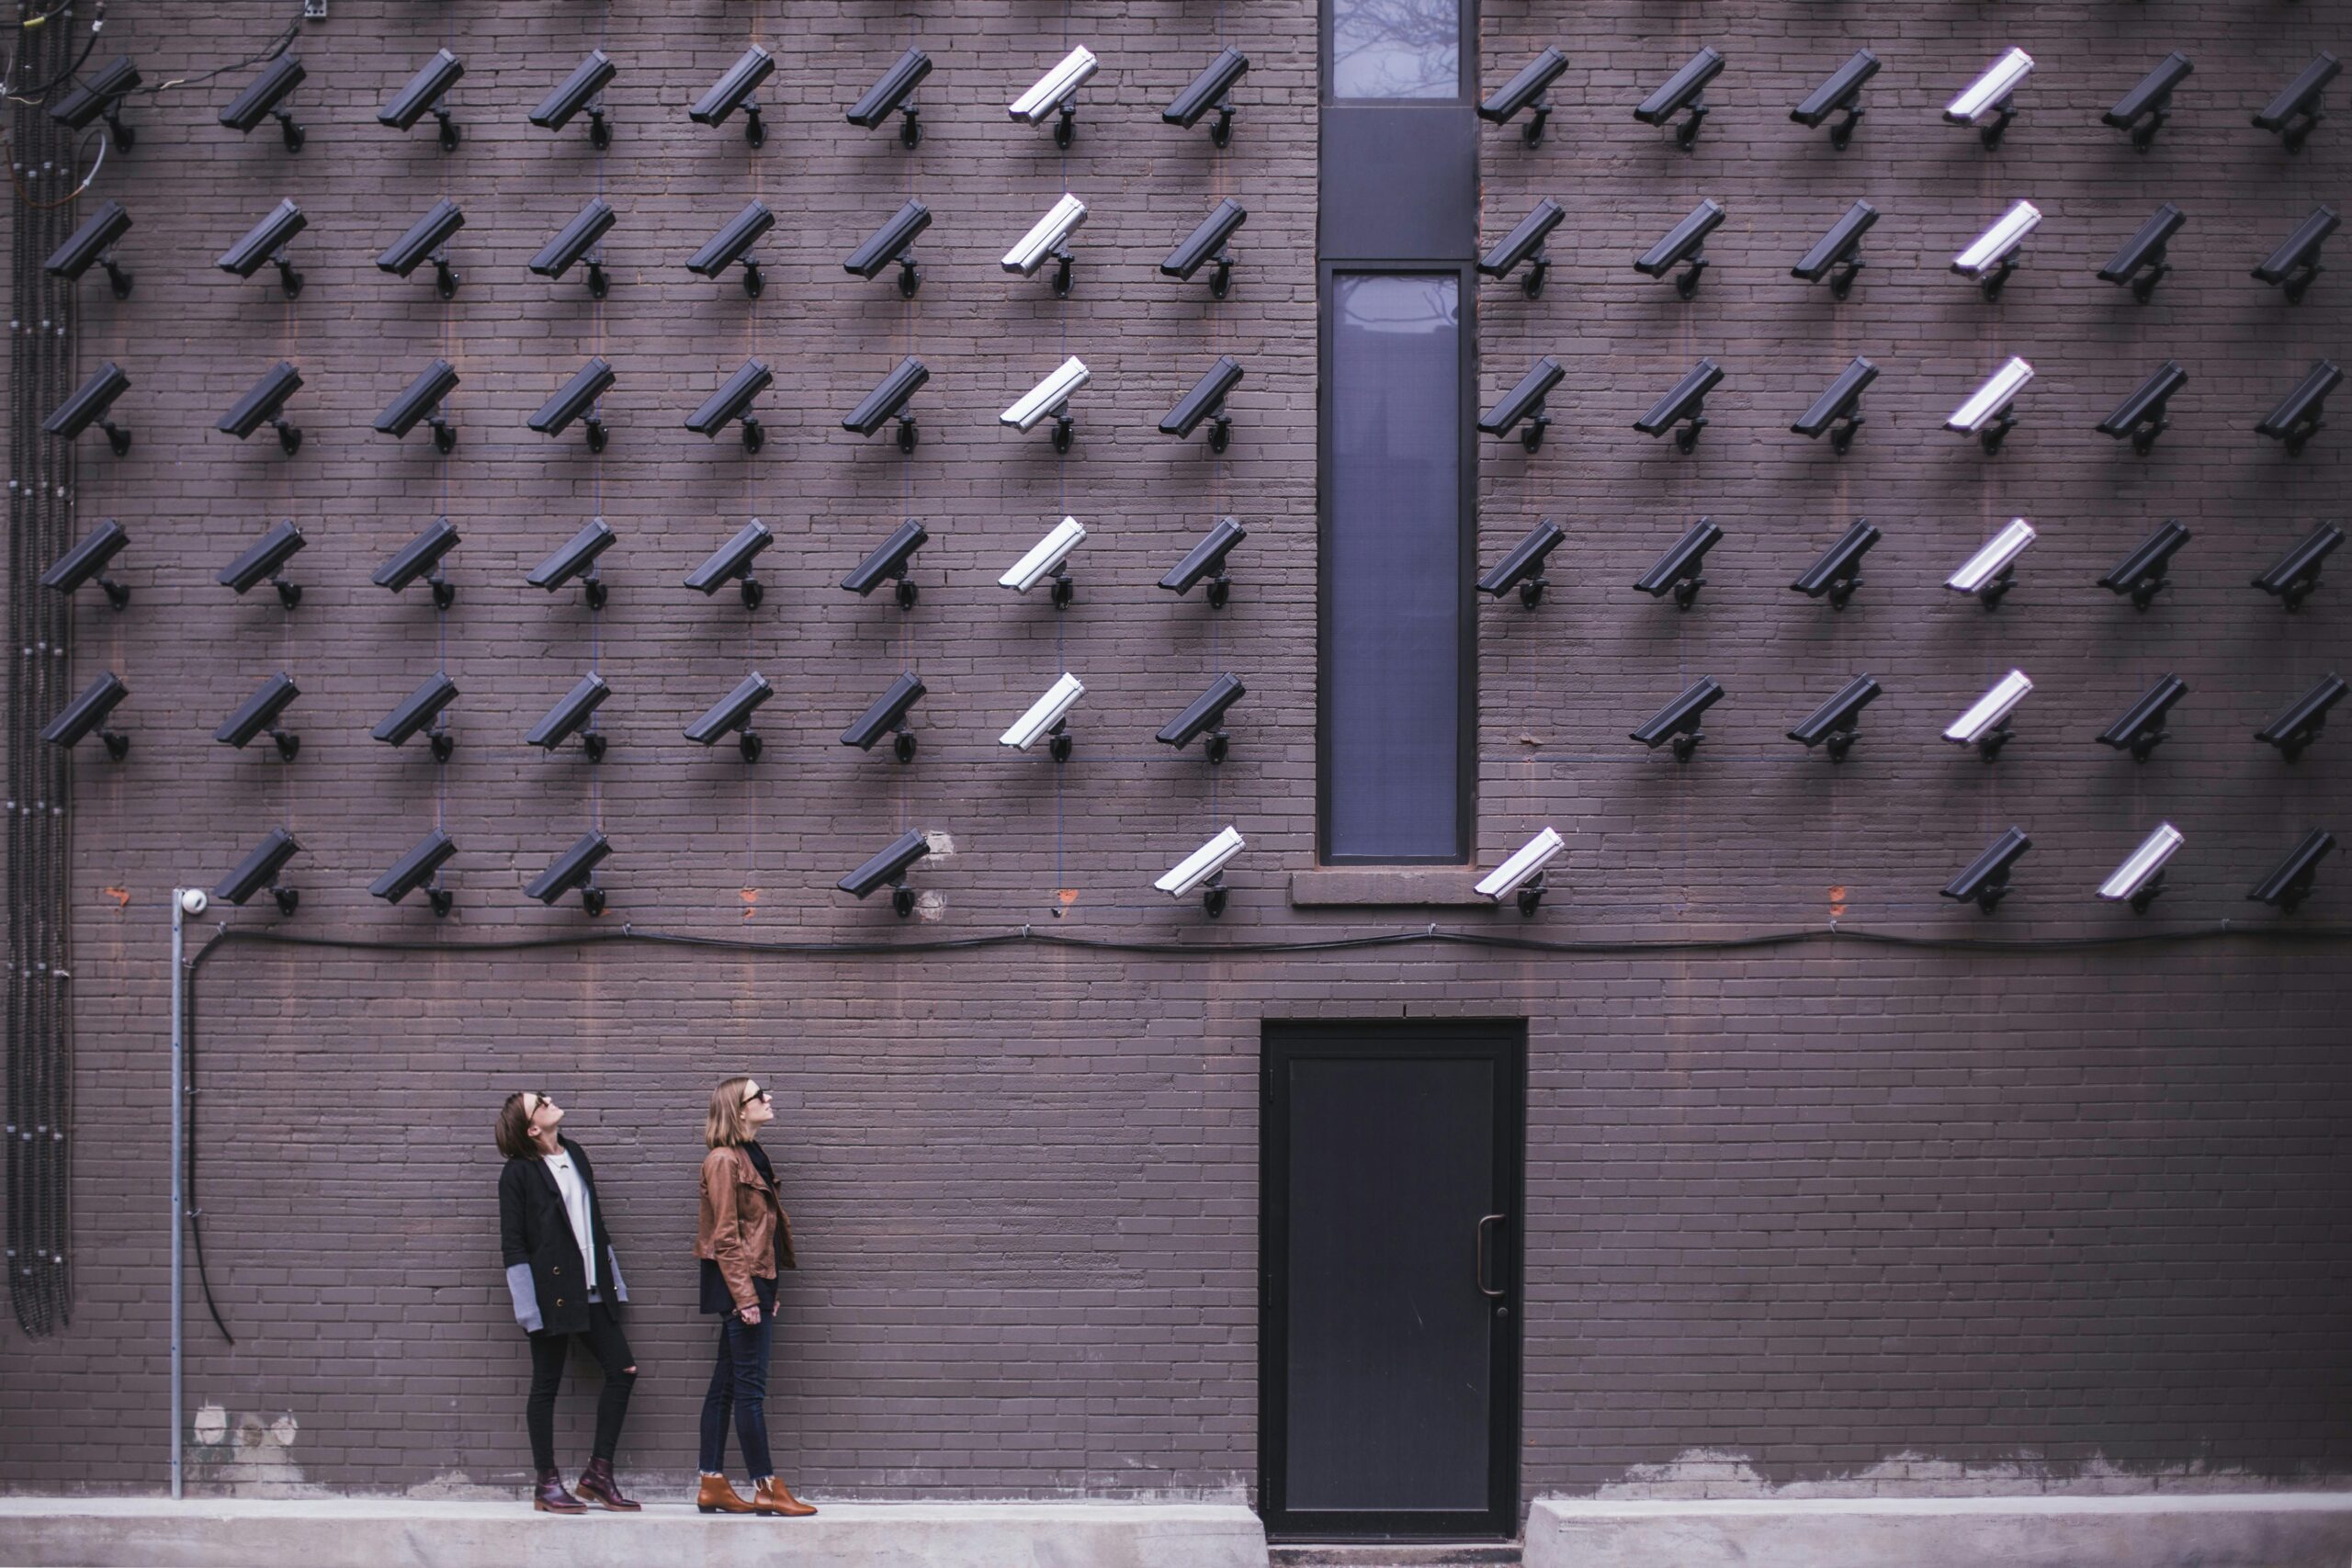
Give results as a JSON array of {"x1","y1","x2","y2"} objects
[
  {"x1": 575, "y1": 1456, "x2": 640, "y2": 1511},
  {"x1": 533, "y1": 1469, "x2": 588, "y2": 1514},
  {"x1": 752, "y1": 1476, "x2": 817, "y2": 1517},
  {"x1": 695, "y1": 1472, "x2": 755, "y2": 1515}
]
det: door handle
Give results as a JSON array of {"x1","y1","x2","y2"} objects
[{"x1": 1475, "y1": 1213, "x2": 1507, "y2": 1298}]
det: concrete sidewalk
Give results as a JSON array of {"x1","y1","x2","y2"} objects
[{"x1": 0, "y1": 1497, "x2": 1270, "y2": 1568}]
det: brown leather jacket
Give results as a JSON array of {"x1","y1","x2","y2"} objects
[{"x1": 696, "y1": 1145, "x2": 797, "y2": 1312}]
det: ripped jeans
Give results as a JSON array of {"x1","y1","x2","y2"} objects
[{"x1": 526, "y1": 1298, "x2": 636, "y2": 1474}]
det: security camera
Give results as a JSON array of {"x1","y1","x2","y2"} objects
[
  {"x1": 1478, "y1": 517, "x2": 1566, "y2": 607},
  {"x1": 2256, "y1": 359, "x2": 2341, "y2": 454},
  {"x1": 1157, "y1": 673, "x2": 1247, "y2": 762},
  {"x1": 1944, "y1": 669, "x2": 2032, "y2": 761},
  {"x1": 2098, "y1": 360, "x2": 2187, "y2": 454},
  {"x1": 380, "y1": 48, "x2": 464, "y2": 151},
  {"x1": 51, "y1": 55, "x2": 141, "y2": 150},
  {"x1": 1790, "y1": 519, "x2": 1882, "y2": 610},
  {"x1": 1011, "y1": 45, "x2": 1098, "y2": 147},
  {"x1": 373, "y1": 672, "x2": 459, "y2": 761},
  {"x1": 526, "y1": 671, "x2": 612, "y2": 760},
  {"x1": 1479, "y1": 47, "x2": 1567, "y2": 145},
  {"x1": 177, "y1": 888, "x2": 210, "y2": 917},
  {"x1": 1634, "y1": 519, "x2": 1724, "y2": 609},
  {"x1": 1634, "y1": 199, "x2": 1726, "y2": 298},
  {"x1": 684, "y1": 671, "x2": 775, "y2": 761},
  {"x1": 685, "y1": 519, "x2": 774, "y2": 608},
  {"x1": 1168, "y1": 47, "x2": 1250, "y2": 145},
  {"x1": 1161, "y1": 356, "x2": 1244, "y2": 451},
  {"x1": 686, "y1": 359, "x2": 774, "y2": 451},
  {"x1": 1162, "y1": 516, "x2": 1248, "y2": 606},
  {"x1": 2098, "y1": 823, "x2": 2183, "y2": 912},
  {"x1": 218, "y1": 519, "x2": 307, "y2": 607},
  {"x1": 848, "y1": 47, "x2": 932, "y2": 147},
  {"x1": 1480, "y1": 356, "x2": 1565, "y2": 451},
  {"x1": 1479, "y1": 199, "x2": 1565, "y2": 296},
  {"x1": 532, "y1": 51, "x2": 616, "y2": 148},
  {"x1": 842, "y1": 671, "x2": 927, "y2": 762},
  {"x1": 687, "y1": 200, "x2": 775, "y2": 297},
  {"x1": 1947, "y1": 356, "x2": 2033, "y2": 453},
  {"x1": 2099, "y1": 519, "x2": 2190, "y2": 610},
  {"x1": 2097, "y1": 673, "x2": 2189, "y2": 761},
  {"x1": 377, "y1": 358, "x2": 460, "y2": 451},
  {"x1": 45, "y1": 198, "x2": 134, "y2": 298},
  {"x1": 215, "y1": 828, "x2": 302, "y2": 916},
  {"x1": 1001, "y1": 357, "x2": 1090, "y2": 451},
  {"x1": 2256, "y1": 673, "x2": 2347, "y2": 761},
  {"x1": 221, "y1": 53, "x2": 308, "y2": 152},
  {"x1": 43, "y1": 362, "x2": 133, "y2": 455},
  {"x1": 1001, "y1": 672, "x2": 1086, "y2": 761},
  {"x1": 845, "y1": 199, "x2": 931, "y2": 297},
  {"x1": 1633, "y1": 359, "x2": 1723, "y2": 452},
  {"x1": 1792, "y1": 49, "x2": 1879, "y2": 149},
  {"x1": 532, "y1": 198, "x2": 617, "y2": 299},
  {"x1": 1947, "y1": 518, "x2": 2036, "y2": 609},
  {"x1": 838, "y1": 828, "x2": 930, "y2": 916},
  {"x1": 1943, "y1": 826, "x2": 2031, "y2": 914},
  {"x1": 42, "y1": 518, "x2": 131, "y2": 609},
  {"x1": 1632, "y1": 677, "x2": 1724, "y2": 761},
  {"x1": 526, "y1": 831, "x2": 611, "y2": 915},
  {"x1": 530, "y1": 357, "x2": 616, "y2": 451},
  {"x1": 843, "y1": 357, "x2": 930, "y2": 453},
  {"x1": 1634, "y1": 45, "x2": 1724, "y2": 151},
  {"x1": 2251, "y1": 521, "x2": 2342, "y2": 610},
  {"x1": 2254, "y1": 52, "x2": 2340, "y2": 152},
  {"x1": 1952, "y1": 200, "x2": 2041, "y2": 299},
  {"x1": 374, "y1": 517, "x2": 461, "y2": 608},
  {"x1": 1163, "y1": 198, "x2": 1248, "y2": 299},
  {"x1": 40, "y1": 671, "x2": 130, "y2": 761},
  {"x1": 1003, "y1": 194, "x2": 1089, "y2": 296},
  {"x1": 378, "y1": 198, "x2": 465, "y2": 297},
  {"x1": 2249, "y1": 829, "x2": 2335, "y2": 912},
  {"x1": 526, "y1": 518, "x2": 617, "y2": 608},
  {"x1": 692, "y1": 44, "x2": 775, "y2": 145},
  {"x1": 1792, "y1": 356, "x2": 1878, "y2": 453},
  {"x1": 218, "y1": 361, "x2": 305, "y2": 457},
  {"x1": 215, "y1": 671, "x2": 302, "y2": 761},
  {"x1": 1157, "y1": 827, "x2": 1246, "y2": 918},
  {"x1": 1002, "y1": 517, "x2": 1087, "y2": 603},
  {"x1": 2253, "y1": 206, "x2": 2337, "y2": 302},
  {"x1": 1787, "y1": 674, "x2": 1882, "y2": 763},
  {"x1": 1945, "y1": 47, "x2": 2032, "y2": 148},
  {"x1": 371, "y1": 829, "x2": 458, "y2": 917},
  {"x1": 2099, "y1": 204, "x2": 2186, "y2": 302},
  {"x1": 1475, "y1": 827, "x2": 1565, "y2": 915},
  {"x1": 1793, "y1": 199, "x2": 1877, "y2": 299},
  {"x1": 218, "y1": 198, "x2": 308, "y2": 296},
  {"x1": 2106, "y1": 52, "x2": 2191, "y2": 150},
  {"x1": 843, "y1": 519, "x2": 929, "y2": 607}
]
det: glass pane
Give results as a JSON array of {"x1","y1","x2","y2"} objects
[
  {"x1": 1331, "y1": 0, "x2": 1461, "y2": 99},
  {"x1": 1326, "y1": 273, "x2": 1462, "y2": 861}
]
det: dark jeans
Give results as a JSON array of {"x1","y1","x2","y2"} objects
[
  {"x1": 696, "y1": 1279, "x2": 776, "y2": 1480},
  {"x1": 526, "y1": 1298, "x2": 636, "y2": 1474}
]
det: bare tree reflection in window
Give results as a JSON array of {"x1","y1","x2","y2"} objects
[{"x1": 1333, "y1": 0, "x2": 1460, "y2": 100}]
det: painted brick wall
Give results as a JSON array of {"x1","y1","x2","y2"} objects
[{"x1": 1, "y1": 0, "x2": 2347, "y2": 1514}]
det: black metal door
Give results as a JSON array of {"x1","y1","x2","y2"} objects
[{"x1": 1261, "y1": 1020, "x2": 1522, "y2": 1540}]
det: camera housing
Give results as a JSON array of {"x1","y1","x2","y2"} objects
[
  {"x1": 842, "y1": 357, "x2": 930, "y2": 453},
  {"x1": 1168, "y1": 47, "x2": 1250, "y2": 145},
  {"x1": 373, "y1": 672, "x2": 459, "y2": 761},
  {"x1": 215, "y1": 828, "x2": 302, "y2": 916},
  {"x1": 1793, "y1": 199, "x2": 1877, "y2": 299},
  {"x1": 2254, "y1": 52, "x2": 2340, "y2": 152},
  {"x1": 1163, "y1": 517, "x2": 1248, "y2": 606},
  {"x1": 1157, "y1": 828, "x2": 1247, "y2": 917},
  {"x1": 527, "y1": 672, "x2": 612, "y2": 760},
  {"x1": 531, "y1": 357, "x2": 616, "y2": 450},
  {"x1": 1001, "y1": 672, "x2": 1087, "y2": 761},
  {"x1": 46, "y1": 198, "x2": 134, "y2": 298},
  {"x1": 527, "y1": 518, "x2": 617, "y2": 608},
  {"x1": 1791, "y1": 519, "x2": 1882, "y2": 610},
  {"x1": 532, "y1": 199, "x2": 617, "y2": 299},
  {"x1": 844, "y1": 519, "x2": 930, "y2": 607},
  {"x1": 1478, "y1": 518, "x2": 1566, "y2": 608},
  {"x1": 1479, "y1": 48, "x2": 1568, "y2": 145},
  {"x1": 51, "y1": 55, "x2": 141, "y2": 150},
  {"x1": 1002, "y1": 357, "x2": 1091, "y2": 451},
  {"x1": 1480, "y1": 356, "x2": 1565, "y2": 451},
  {"x1": 1004, "y1": 194, "x2": 1089, "y2": 296},
  {"x1": 2251, "y1": 521, "x2": 2343, "y2": 610},
  {"x1": 1792, "y1": 49, "x2": 1879, "y2": 149},
  {"x1": 378, "y1": 198, "x2": 465, "y2": 298},
  {"x1": 1947, "y1": 356, "x2": 2034, "y2": 453},
  {"x1": 1162, "y1": 356, "x2": 1244, "y2": 451},
  {"x1": 40, "y1": 671, "x2": 130, "y2": 761},
  {"x1": 42, "y1": 518, "x2": 132, "y2": 609},
  {"x1": 218, "y1": 361, "x2": 305, "y2": 456},
  {"x1": 1632, "y1": 678, "x2": 1725, "y2": 761},
  {"x1": 44, "y1": 362, "x2": 132, "y2": 455},
  {"x1": 1479, "y1": 200, "x2": 1566, "y2": 297},
  {"x1": 842, "y1": 672, "x2": 927, "y2": 762},
  {"x1": 845, "y1": 199, "x2": 931, "y2": 297},
  {"x1": 1946, "y1": 47, "x2": 2032, "y2": 147},
  {"x1": 1011, "y1": 45, "x2": 1098, "y2": 147},
  {"x1": 685, "y1": 359, "x2": 774, "y2": 451},
  {"x1": 1792, "y1": 356, "x2": 1878, "y2": 453},
  {"x1": 1948, "y1": 518, "x2": 2037, "y2": 609},
  {"x1": 2249, "y1": 829, "x2": 2335, "y2": 913},
  {"x1": 1158, "y1": 673, "x2": 1247, "y2": 763},
  {"x1": 222, "y1": 53, "x2": 308, "y2": 152},
  {"x1": 1787, "y1": 674, "x2": 1882, "y2": 763},
  {"x1": 848, "y1": 47, "x2": 932, "y2": 147},
  {"x1": 2256, "y1": 673, "x2": 2347, "y2": 761},
  {"x1": 2100, "y1": 204, "x2": 2187, "y2": 302},
  {"x1": 1633, "y1": 358, "x2": 1723, "y2": 451},
  {"x1": 1945, "y1": 670, "x2": 2032, "y2": 761},
  {"x1": 218, "y1": 198, "x2": 308, "y2": 297},
  {"x1": 684, "y1": 672, "x2": 775, "y2": 761},
  {"x1": 2098, "y1": 824, "x2": 2184, "y2": 912},
  {"x1": 219, "y1": 520, "x2": 307, "y2": 608},
  {"x1": 1634, "y1": 199, "x2": 1726, "y2": 298},
  {"x1": 838, "y1": 829, "x2": 930, "y2": 915},
  {"x1": 2097, "y1": 673, "x2": 2190, "y2": 761},
  {"x1": 687, "y1": 200, "x2": 775, "y2": 297},
  {"x1": 1944, "y1": 827, "x2": 2031, "y2": 913},
  {"x1": 1634, "y1": 519, "x2": 1724, "y2": 609},
  {"x1": 377, "y1": 358, "x2": 460, "y2": 451},
  {"x1": 371, "y1": 829, "x2": 458, "y2": 916},
  {"x1": 1002, "y1": 517, "x2": 1087, "y2": 604},
  {"x1": 215, "y1": 671, "x2": 302, "y2": 761},
  {"x1": 2253, "y1": 206, "x2": 2338, "y2": 303},
  {"x1": 532, "y1": 51, "x2": 616, "y2": 148},
  {"x1": 693, "y1": 45, "x2": 775, "y2": 145},
  {"x1": 1163, "y1": 198, "x2": 1248, "y2": 299},
  {"x1": 2098, "y1": 360, "x2": 2187, "y2": 454},
  {"x1": 2106, "y1": 52, "x2": 2191, "y2": 150},
  {"x1": 1952, "y1": 200, "x2": 2041, "y2": 299},
  {"x1": 685, "y1": 519, "x2": 775, "y2": 609},
  {"x1": 1634, "y1": 45, "x2": 1724, "y2": 151},
  {"x1": 380, "y1": 48, "x2": 464, "y2": 151},
  {"x1": 374, "y1": 516, "x2": 461, "y2": 608},
  {"x1": 2256, "y1": 359, "x2": 2341, "y2": 455},
  {"x1": 1474, "y1": 827, "x2": 1564, "y2": 916},
  {"x1": 2100, "y1": 519, "x2": 2190, "y2": 610},
  {"x1": 526, "y1": 831, "x2": 611, "y2": 915}
]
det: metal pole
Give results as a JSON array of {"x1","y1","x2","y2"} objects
[{"x1": 169, "y1": 891, "x2": 186, "y2": 1501}]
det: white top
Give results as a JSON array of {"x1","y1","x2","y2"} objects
[{"x1": 542, "y1": 1149, "x2": 597, "y2": 1293}]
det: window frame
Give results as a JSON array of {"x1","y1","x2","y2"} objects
[{"x1": 1319, "y1": 0, "x2": 1476, "y2": 105}]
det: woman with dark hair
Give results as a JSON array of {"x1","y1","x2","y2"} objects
[
  {"x1": 494, "y1": 1089, "x2": 640, "y2": 1514},
  {"x1": 693, "y1": 1075, "x2": 816, "y2": 1517}
]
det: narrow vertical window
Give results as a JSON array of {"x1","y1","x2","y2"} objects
[{"x1": 1330, "y1": 0, "x2": 1463, "y2": 100}]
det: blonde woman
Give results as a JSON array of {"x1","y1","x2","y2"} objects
[
  {"x1": 493, "y1": 1089, "x2": 639, "y2": 1513},
  {"x1": 693, "y1": 1075, "x2": 815, "y2": 1517}
]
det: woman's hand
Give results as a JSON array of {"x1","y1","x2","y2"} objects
[{"x1": 737, "y1": 1303, "x2": 762, "y2": 1325}]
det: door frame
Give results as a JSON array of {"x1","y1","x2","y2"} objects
[{"x1": 1258, "y1": 1018, "x2": 1526, "y2": 1541}]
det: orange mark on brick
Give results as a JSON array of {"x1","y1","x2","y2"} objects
[
  {"x1": 101, "y1": 886, "x2": 130, "y2": 908},
  {"x1": 1057, "y1": 888, "x2": 1080, "y2": 907},
  {"x1": 1828, "y1": 885, "x2": 1848, "y2": 918},
  {"x1": 740, "y1": 887, "x2": 759, "y2": 920}
]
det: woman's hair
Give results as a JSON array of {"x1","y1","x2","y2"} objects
[
  {"x1": 493, "y1": 1092, "x2": 536, "y2": 1161},
  {"x1": 706, "y1": 1076, "x2": 757, "y2": 1149}
]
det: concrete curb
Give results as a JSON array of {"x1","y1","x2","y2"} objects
[{"x1": 0, "y1": 1498, "x2": 1271, "y2": 1568}]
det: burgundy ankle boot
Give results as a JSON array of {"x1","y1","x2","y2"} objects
[
  {"x1": 533, "y1": 1469, "x2": 588, "y2": 1514},
  {"x1": 576, "y1": 1456, "x2": 640, "y2": 1511}
]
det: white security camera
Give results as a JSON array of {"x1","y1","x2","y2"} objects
[
  {"x1": 178, "y1": 887, "x2": 209, "y2": 916},
  {"x1": 1000, "y1": 672, "x2": 1086, "y2": 758},
  {"x1": 1951, "y1": 200, "x2": 2041, "y2": 297},
  {"x1": 1944, "y1": 669, "x2": 2033, "y2": 760},
  {"x1": 1003, "y1": 194, "x2": 1089, "y2": 281},
  {"x1": 1945, "y1": 47, "x2": 2033, "y2": 145},
  {"x1": 1476, "y1": 827, "x2": 1565, "y2": 915},
  {"x1": 1001, "y1": 356, "x2": 1091, "y2": 451},
  {"x1": 2098, "y1": 822, "x2": 2183, "y2": 911},
  {"x1": 1156, "y1": 826, "x2": 1245, "y2": 917},
  {"x1": 1946, "y1": 356, "x2": 2033, "y2": 451},
  {"x1": 1946, "y1": 518, "x2": 2037, "y2": 606},
  {"x1": 1011, "y1": 45, "x2": 1098, "y2": 145},
  {"x1": 1001, "y1": 516, "x2": 1087, "y2": 597}
]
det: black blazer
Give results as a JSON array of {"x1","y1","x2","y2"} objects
[{"x1": 498, "y1": 1136, "x2": 627, "y2": 1337}]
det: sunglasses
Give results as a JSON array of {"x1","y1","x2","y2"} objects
[
  {"x1": 523, "y1": 1092, "x2": 556, "y2": 1116},
  {"x1": 741, "y1": 1086, "x2": 772, "y2": 1107}
]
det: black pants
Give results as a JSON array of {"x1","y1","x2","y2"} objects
[
  {"x1": 526, "y1": 1298, "x2": 636, "y2": 1474},
  {"x1": 697, "y1": 1276, "x2": 776, "y2": 1480}
]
